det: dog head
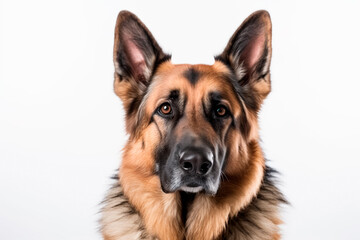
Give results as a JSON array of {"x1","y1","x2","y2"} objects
[{"x1": 113, "y1": 10, "x2": 272, "y2": 195}]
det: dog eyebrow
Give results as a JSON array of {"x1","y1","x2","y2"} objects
[
  {"x1": 168, "y1": 89, "x2": 187, "y2": 115},
  {"x1": 168, "y1": 89, "x2": 179, "y2": 100},
  {"x1": 208, "y1": 91, "x2": 234, "y2": 114},
  {"x1": 208, "y1": 91, "x2": 223, "y2": 102},
  {"x1": 201, "y1": 91, "x2": 224, "y2": 119}
]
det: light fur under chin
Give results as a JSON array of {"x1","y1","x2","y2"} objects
[{"x1": 179, "y1": 186, "x2": 203, "y2": 193}]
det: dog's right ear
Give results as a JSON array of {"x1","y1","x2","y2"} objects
[
  {"x1": 216, "y1": 10, "x2": 272, "y2": 112},
  {"x1": 113, "y1": 11, "x2": 170, "y2": 112}
]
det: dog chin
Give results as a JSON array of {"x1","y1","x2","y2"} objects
[{"x1": 179, "y1": 186, "x2": 204, "y2": 193}]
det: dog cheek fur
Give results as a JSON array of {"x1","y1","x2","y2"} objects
[
  {"x1": 115, "y1": 122, "x2": 184, "y2": 240},
  {"x1": 114, "y1": 74, "x2": 147, "y2": 135}
]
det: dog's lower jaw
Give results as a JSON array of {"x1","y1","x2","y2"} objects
[
  {"x1": 179, "y1": 186, "x2": 203, "y2": 193},
  {"x1": 161, "y1": 179, "x2": 219, "y2": 195}
]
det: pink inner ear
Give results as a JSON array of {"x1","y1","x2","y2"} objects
[
  {"x1": 243, "y1": 34, "x2": 265, "y2": 70},
  {"x1": 124, "y1": 37, "x2": 146, "y2": 79}
]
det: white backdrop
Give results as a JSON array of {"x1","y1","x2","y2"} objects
[{"x1": 1, "y1": 1, "x2": 360, "y2": 239}]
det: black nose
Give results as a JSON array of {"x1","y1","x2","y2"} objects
[{"x1": 180, "y1": 150, "x2": 213, "y2": 175}]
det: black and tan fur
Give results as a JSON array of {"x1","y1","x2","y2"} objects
[{"x1": 100, "y1": 10, "x2": 286, "y2": 240}]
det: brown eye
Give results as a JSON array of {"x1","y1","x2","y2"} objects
[
  {"x1": 215, "y1": 106, "x2": 227, "y2": 117},
  {"x1": 159, "y1": 103, "x2": 172, "y2": 115}
]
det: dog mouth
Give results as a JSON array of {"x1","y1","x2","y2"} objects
[
  {"x1": 160, "y1": 174, "x2": 219, "y2": 195},
  {"x1": 181, "y1": 181, "x2": 218, "y2": 195},
  {"x1": 179, "y1": 185, "x2": 204, "y2": 193},
  {"x1": 180, "y1": 186, "x2": 204, "y2": 193},
  {"x1": 179, "y1": 179, "x2": 204, "y2": 193}
]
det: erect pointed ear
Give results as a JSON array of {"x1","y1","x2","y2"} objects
[
  {"x1": 113, "y1": 11, "x2": 170, "y2": 109},
  {"x1": 217, "y1": 10, "x2": 272, "y2": 106}
]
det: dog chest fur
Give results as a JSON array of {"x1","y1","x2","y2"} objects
[{"x1": 100, "y1": 167, "x2": 285, "y2": 240}]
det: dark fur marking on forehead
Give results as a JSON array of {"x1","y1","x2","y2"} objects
[{"x1": 183, "y1": 67, "x2": 201, "y2": 85}]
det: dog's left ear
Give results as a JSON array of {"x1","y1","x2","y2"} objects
[
  {"x1": 113, "y1": 11, "x2": 170, "y2": 112},
  {"x1": 217, "y1": 10, "x2": 272, "y2": 108},
  {"x1": 113, "y1": 11, "x2": 170, "y2": 134}
]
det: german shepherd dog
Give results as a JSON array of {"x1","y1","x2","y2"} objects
[{"x1": 100, "y1": 10, "x2": 286, "y2": 240}]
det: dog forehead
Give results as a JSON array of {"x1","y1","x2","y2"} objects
[
  {"x1": 142, "y1": 61, "x2": 242, "y2": 118},
  {"x1": 149, "y1": 61, "x2": 234, "y2": 99}
]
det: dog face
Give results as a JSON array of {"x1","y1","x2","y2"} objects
[
  {"x1": 150, "y1": 63, "x2": 244, "y2": 195},
  {"x1": 113, "y1": 11, "x2": 272, "y2": 195}
]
